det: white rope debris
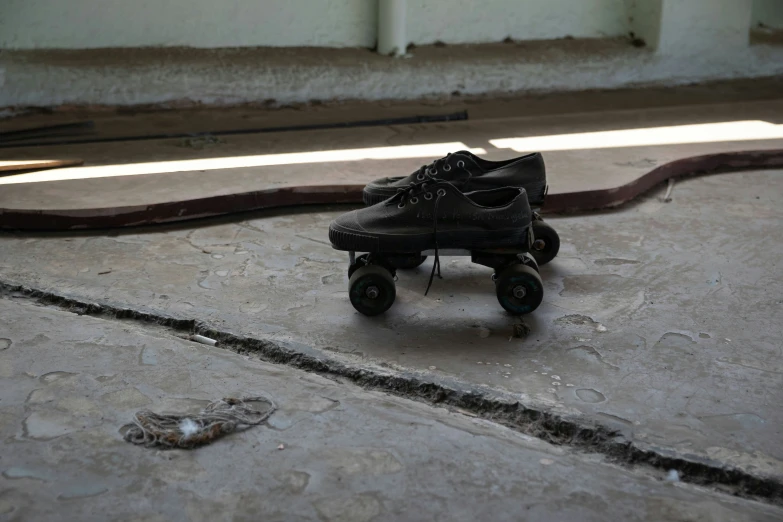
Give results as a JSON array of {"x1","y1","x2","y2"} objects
[{"x1": 121, "y1": 396, "x2": 276, "y2": 449}]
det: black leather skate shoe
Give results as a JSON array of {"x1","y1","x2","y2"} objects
[
  {"x1": 330, "y1": 179, "x2": 533, "y2": 295},
  {"x1": 362, "y1": 151, "x2": 547, "y2": 208}
]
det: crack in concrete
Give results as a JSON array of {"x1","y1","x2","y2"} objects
[{"x1": 1, "y1": 279, "x2": 781, "y2": 507}]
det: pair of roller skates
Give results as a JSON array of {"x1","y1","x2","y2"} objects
[{"x1": 328, "y1": 151, "x2": 560, "y2": 316}]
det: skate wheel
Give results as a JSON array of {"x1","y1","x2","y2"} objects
[
  {"x1": 495, "y1": 264, "x2": 544, "y2": 315},
  {"x1": 530, "y1": 220, "x2": 560, "y2": 266},
  {"x1": 390, "y1": 255, "x2": 427, "y2": 270},
  {"x1": 349, "y1": 265, "x2": 396, "y2": 316}
]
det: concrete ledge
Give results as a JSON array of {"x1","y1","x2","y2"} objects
[
  {"x1": 3, "y1": 38, "x2": 783, "y2": 108},
  {"x1": 1, "y1": 149, "x2": 782, "y2": 231},
  {"x1": 3, "y1": 97, "x2": 783, "y2": 230}
]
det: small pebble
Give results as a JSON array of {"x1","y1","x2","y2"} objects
[
  {"x1": 551, "y1": 382, "x2": 561, "y2": 386},
  {"x1": 551, "y1": 375, "x2": 561, "y2": 380},
  {"x1": 212, "y1": 254, "x2": 224, "y2": 259},
  {"x1": 540, "y1": 458, "x2": 554, "y2": 465},
  {"x1": 565, "y1": 384, "x2": 574, "y2": 387},
  {"x1": 428, "y1": 366, "x2": 436, "y2": 370},
  {"x1": 277, "y1": 444, "x2": 286, "y2": 450},
  {"x1": 596, "y1": 324, "x2": 607, "y2": 332},
  {"x1": 665, "y1": 469, "x2": 680, "y2": 482}
]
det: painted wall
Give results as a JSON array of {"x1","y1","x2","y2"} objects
[
  {"x1": 0, "y1": 0, "x2": 630, "y2": 49},
  {"x1": 0, "y1": 0, "x2": 378, "y2": 49},
  {"x1": 753, "y1": 0, "x2": 783, "y2": 28},
  {"x1": 405, "y1": 0, "x2": 630, "y2": 45},
  {"x1": 625, "y1": 0, "x2": 663, "y2": 49},
  {"x1": 656, "y1": 0, "x2": 752, "y2": 55}
]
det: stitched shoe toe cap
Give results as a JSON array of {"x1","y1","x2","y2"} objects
[{"x1": 331, "y1": 210, "x2": 365, "y2": 232}]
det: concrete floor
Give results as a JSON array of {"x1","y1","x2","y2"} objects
[
  {"x1": 1, "y1": 169, "x2": 782, "y2": 518},
  {"x1": 2, "y1": 298, "x2": 781, "y2": 521}
]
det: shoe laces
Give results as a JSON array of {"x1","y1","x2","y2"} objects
[
  {"x1": 388, "y1": 180, "x2": 448, "y2": 296},
  {"x1": 412, "y1": 153, "x2": 464, "y2": 182}
]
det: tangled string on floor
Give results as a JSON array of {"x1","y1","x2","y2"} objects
[{"x1": 121, "y1": 396, "x2": 276, "y2": 449}]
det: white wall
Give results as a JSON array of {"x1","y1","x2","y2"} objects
[
  {"x1": 405, "y1": 0, "x2": 630, "y2": 45},
  {"x1": 0, "y1": 0, "x2": 377, "y2": 49},
  {"x1": 0, "y1": 0, "x2": 631, "y2": 50},
  {"x1": 753, "y1": 0, "x2": 783, "y2": 28},
  {"x1": 625, "y1": 0, "x2": 663, "y2": 49},
  {"x1": 657, "y1": 0, "x2": 751, "y2": 55}
]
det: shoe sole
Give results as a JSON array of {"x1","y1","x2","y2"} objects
[
  {"x1": 329, "y1": 222, "x2": 532, "y2": 253},
  {"x1": 362, "y1": 179, "x2": 548, "y2": 208}
]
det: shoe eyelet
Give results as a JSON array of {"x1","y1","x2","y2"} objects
[
  {"x1": 410, "y1": 197, "x2": 419, "y2": 204},
  {"x1": 457, "y1": 161, "x2": 465, "y2": 168},
  {"x1": 443, "y1": 164, "x2": 452, "y2": 171},
  {"x1": 417, "y1": 173, "x2": 425, "y2": 181},
  {"x1": 428, "y1": 168, "x2": 437, "y2": 176},
  {"x1": 424, "y1": 192, "x2": 433, "y2": 200},
  {"x1": 398, "y1": 202, "x2": 405, "y2": 208},
  {"x1": 437, "y1": 188, "x2": 447, "y2": 197}
]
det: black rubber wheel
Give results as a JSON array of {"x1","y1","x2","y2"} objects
[
  {"x1": 530, "y1": 220, "x2": 560, "y2": 266},
  {"x1": 349, "y1": 265, "x2": 396, "y2": 316},
  {"x1": 495, "y1": 264, "x2": 544, "y2": 315},
  {"x1": 390, "y1": 255, "x2": 427, "y2": 270}
]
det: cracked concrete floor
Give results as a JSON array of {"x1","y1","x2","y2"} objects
[
  {"x1": 2, "y1": 298, "x2": 783, "y2": 521},
  {"x1": 0, "y1": 169, "x2": 782, "y2": 517}
]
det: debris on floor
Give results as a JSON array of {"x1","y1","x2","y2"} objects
[
  {"x1": 659, "y1": 178, "x2": 676, "y2": 203},
  {"x1": 191, "y1": 334, "x2": 218, "y2": 347},
  {"x1": 511, "y1": 320, "x2": 531, "y2": 339},
  {"x1": 177, "y1": 135, "x2": 225, "y2": 149},
  {"x1": 121, "y1": 396, "x2": 276, "y2": 449}
]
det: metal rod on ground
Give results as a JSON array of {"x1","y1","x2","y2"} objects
[
  {"x1": 0, "y1": 121, "x2": 95, "y2": 143},
  {"x1": 191, "y1": 334, "x2": 218, "y2": 347}
]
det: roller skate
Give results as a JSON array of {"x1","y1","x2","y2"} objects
[{"x1": 329, "y1": 179, "x2": 544, "y2": 316}]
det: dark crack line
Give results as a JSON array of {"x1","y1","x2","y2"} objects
[{"x1": 1, "y1": 279, "x2": 781, "y2": 507}]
